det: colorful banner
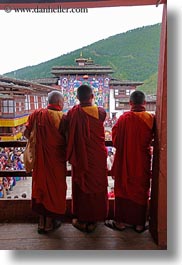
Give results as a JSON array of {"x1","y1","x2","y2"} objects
[{"x1": 60, "y1": 76, "x2": 110, "y2": 113}]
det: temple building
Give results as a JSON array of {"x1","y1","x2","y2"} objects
[
  {"x1": 0, "y1": 75, "x2": 55, "y2": 140},
  {"x1": 34, "y1": 54, "x2": 155, "y2": 141},
  {"x1": 109, "y1": 78, "x2": 156, "y2": 117},
  {"x1": 35, "y1": 54, "x2": 155, "y2": 118}
]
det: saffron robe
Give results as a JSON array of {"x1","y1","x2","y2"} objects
[
  {"x1": 112, "y1": 110, "x2": 154, "y2": 225},
  {"x1": 66, "y1": 105, "x2": 108, "y2": 222},
  {"x1": 25, "y1": 108, "x2": 67, "y2": 217}
]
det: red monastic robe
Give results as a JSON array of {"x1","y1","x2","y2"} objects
[
  {"x1": 25, "y1": 108, "x2": 67, "y2": 217},
  {"x1": 112, "y1": 110, "x2": 154, "y2": 225},
  {"x1": 66, "y1": 105, "x2": 108, "y2": 222}
]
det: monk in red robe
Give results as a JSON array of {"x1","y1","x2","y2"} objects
[
  {"x1": 66, "y1": 84, "x2": 108, "y2": 233},
  {"x1": 105, "y1": 90, "x2": 154, "y2": 233},
  {"x1": 24, "y1": 91, "x2": 67, "y2": 234}
]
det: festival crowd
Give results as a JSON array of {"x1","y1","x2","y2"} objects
[
  {"x1": 0, "y1": 146, "x2": 115, "y2": 199},
  {"x1": 0, "y1": 147, "x2": 25, "y2": 198}
]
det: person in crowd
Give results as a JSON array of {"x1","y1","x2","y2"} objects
[
  {"x1": 105, "y1": 90, "x2": 154, "y2": 233},
  {"x1": 66, "y1": 84, "x2": 108, "y2": 233},
  {"x1": 0, "y1": 155, "x2": 7, "y2": 170},
  {"x1": 0, "y1": 177, "x2": 5, "y2": 198},
  {"x1": 24, "y1": 90, "x2": 67, "y2": 234},
  {"x1": 14, "y1": 157, "x2": 24, "y2": 181},
  {"x1": 2, "y1": 177, "x2": 10, "y2": 195},
  {"x1": 108, "y1": 186, "x2": 115, "y2": 198},
  {"x1": 107, "y1": 150, "x2": 114, "y2": 171},
  {"x1": 16, "y1": 157, "x2": 23, "y2": 170}
]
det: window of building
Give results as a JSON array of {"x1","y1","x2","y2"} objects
[
  {"x1": 115, "y1": 99, "x2": 129, "y2": 110},
  {"x1": 25, "y1": 95, "x2": 30, "y2": 111},
  {"x1": 0, "y1": 127, "x2": 13, "y2": 134},
  {"x1": 41, "y1": 96, "x2": 47, "y2": 108},
  {"x1": 115, "y1": 89, "x2": 119, "y2": 96},
  {"x1": 126, "y1": 89, "x2": 130, "y2": 96},
  {"x1": 2, "y1": 100, "x2": 15, "y2": 113},
  {"x1": 9, "y1": 100, "x2": 14, "y2": 113},
  {"x1": 34, "y1": 95, "x2": 38, "y2": 109},
  {"x1": 16, "y1": 101, "x2": 22, "y2": 112},
  {"x1": 114, "y1": 88, "x2": 128, "y2": 97},
  {"x1": 19, "y1": 102, "x2": 22, "y2": 112}
]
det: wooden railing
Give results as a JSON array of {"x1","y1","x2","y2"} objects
[
  {"x1": 0, "y1": 140, "x2": 113, "y2": 177},
  {"x1": 0, "y1": 140, "x2": 114, "y2": 222}
]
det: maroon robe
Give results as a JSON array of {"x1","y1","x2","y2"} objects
[
  {"x1": 112, "y1": 110, "x2": 154, "y2": 225},
  {"x1": 66, "y1": 105, "x2": 108, "y2": 222},
  {"x1": 25, "y1": 108, "x2": 67, "y2": 218}
]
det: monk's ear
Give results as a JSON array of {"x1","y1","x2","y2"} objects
[
  {"x1": 59, "y1": 100, "x2": 64, "y2": 110},
  {"x1": 91, "y1": 94, "x2": 94, "y2": 99},
  {"x1": 143, "y1": 100, "x2": 146, "y2": 105}
]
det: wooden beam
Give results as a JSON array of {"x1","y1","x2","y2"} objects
[
  {"x1": 150, "y1": 3, "x2": 167, "y2": 248},
  {"x1": 0, "y1": 140, "x2": 113, "y2": 147},
  {"x1": 0, "y1": 0, "x2": 167, "y2": 9}
]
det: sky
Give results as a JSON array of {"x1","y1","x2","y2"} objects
[{"x1": 0, "y1": 4, "x2": 164, "y2": 75}]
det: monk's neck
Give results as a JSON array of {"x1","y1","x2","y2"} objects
[
  {"x1": 80, "y1": 102, "x2": 92, "y2": 107},
  {"x1": 131, "y1": 104, "x2": 146, "y2": 112},
  {"x1": 47, "y1": 104, "x2": 62, "y2": 111}
]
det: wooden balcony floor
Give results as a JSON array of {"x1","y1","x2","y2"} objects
[{"x1": 0, "y1": 222, "x2": 166, "y2": 250}]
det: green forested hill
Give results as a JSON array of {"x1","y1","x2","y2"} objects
[
  {"x1": 5, "y1": 23, "x2": 161, "y2": 94},
  {"x1": 139, "y1": 72, "x2": 158, "y2": 94}
]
